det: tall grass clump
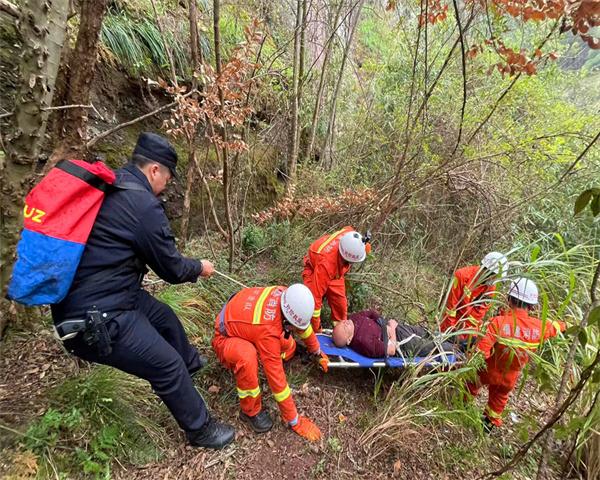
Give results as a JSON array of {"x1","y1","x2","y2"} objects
[
  {"x1": 359, "y1": 234, "x2": 600, "y2": 476},
  {"x1": 100, "y1": 12, "x2": 209, "y2": 79},
  {"x1": 23, "y1": 366, "x2": 166, "y2": 479}
]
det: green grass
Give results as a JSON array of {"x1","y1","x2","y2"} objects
[{"x1": 22, "y1": 366, "x2": 166, "y2": 479}]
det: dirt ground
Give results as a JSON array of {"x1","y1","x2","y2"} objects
[{"x1": 0, "y1": 327, "x2": 567, "y2": 480}]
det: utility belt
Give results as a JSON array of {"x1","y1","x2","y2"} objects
[
  {"x1": 217, "y1": 292, "x2": 238, "y2": 337},
  {"x1": 54, "y1": 308, "x2": 114, "y2": 357}
]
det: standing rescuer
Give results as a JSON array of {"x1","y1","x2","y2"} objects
[
  {"x1": 467, "y1": 277, "x2": 565, "y2": 429},
  {"x1": 440, "y1": 251, "x2": 509, "y2": 342},
  {"x1": 212, "y1": 284, "x2": 327, "y2": 441},
  {"x1": 302, "y1": 226, "x2": 371, "y2": 332},
  {"x1": 51, "y1": 132, "x2": 234, "y2": 449}
]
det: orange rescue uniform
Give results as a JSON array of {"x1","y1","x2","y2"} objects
[
  {"x1": 212, "y1": 286, "x2": 320, "y2": 425},
  {"x1": 468, "y1": 307, "x2": 564, "y2": 426},
  {"x1": 440, "y1": 265, "x2": 496, "y2": 337},
  {"x1": 302, "y1": 226, "x2": 354, "y2": 331}
]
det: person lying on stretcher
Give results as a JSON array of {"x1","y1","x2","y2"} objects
[{"x1": 332, "y1": 310, "x2": 454, "y2": 358}]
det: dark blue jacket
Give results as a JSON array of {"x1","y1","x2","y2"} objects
[{"x1": 51, "y1": 164, "x2": 201, "y2": 321}]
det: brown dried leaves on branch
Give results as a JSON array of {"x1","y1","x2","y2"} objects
[
  {"x1": 391, "y1": 0, "x2": 599, "y2": 79},
  {"x1": 253, "y1": 187, "x2": 376, "y2": 224},
  {"x1": 163, "y1": 19, "x2": 264, "y2": 153},
  {"x1": 419, "y1": 0, "x2": 449, "y2": 25}
]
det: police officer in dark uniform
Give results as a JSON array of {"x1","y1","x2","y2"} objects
[{"x1": 51, "y1": 132, "x2": 235, "y2": 449}]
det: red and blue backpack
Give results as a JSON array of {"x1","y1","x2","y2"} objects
[{"x1": 8, "y1": 160, "x2": 127, "y2": 305}]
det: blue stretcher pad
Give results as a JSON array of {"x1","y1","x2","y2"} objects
[{"x1": 317, "y1": 333, "x2": 457, "y2": 368}]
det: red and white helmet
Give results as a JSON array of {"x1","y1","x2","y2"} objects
[
  {"x1": 339, "y1": 231, "x2": 367, "y2": 263},
  {"x1": 281, "y1": 283, "x2": 315, "y2": 329},
  {"x1": 508, "y1": 277, "x2": 539, "y2": 305}
]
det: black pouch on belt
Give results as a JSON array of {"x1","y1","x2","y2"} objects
[{"x1": 83, "y1": 308, "x2": 112, "y2": 357}]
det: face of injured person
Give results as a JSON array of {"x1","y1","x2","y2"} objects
[{"x1": 332, "y1": 320, "x2": 355, "y2": 347}]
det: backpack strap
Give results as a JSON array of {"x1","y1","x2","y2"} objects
[
  {"x1": 113, "y1": 181, "x2": 149, "y2": 192},
  {"x1": 56, "y1": 160, "x2": 111, "y2": 192}
]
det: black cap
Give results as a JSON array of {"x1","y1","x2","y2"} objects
[{"x1": 133, "y1": 132, "x2": 178, "y2": 179}]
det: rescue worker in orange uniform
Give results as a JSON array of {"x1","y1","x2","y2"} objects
[
  {"x1": 302, "y1": 226, "x2": 371, "y2": 332},
  {"x1": 467, "y1": 278, "x2": 565, "y2": 429},
  {"x1": 212, "y1": 284, "x2": 328, "y2": 440},
  {"x1": 440, "y1": 252, "x2": 509, "y2": 343}
]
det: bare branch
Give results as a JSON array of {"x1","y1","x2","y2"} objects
[
  {"x1": 86, "y1": 90, "x2": 195, "y2": 148},
  {"x1": 451, "y1": 0, "x2": 467, "y2": 156},
  {"x1": 466, "y1": 21, "x2": 559, "y2": 145},
  {"x1": 0, "y1": 104, "x2": 97, "y2": 119},
  {"x1": 472, "y1": 128, "x2": 600, "y2": 229}
]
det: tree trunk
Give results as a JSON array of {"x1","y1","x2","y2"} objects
[
  {"x1": 51, "y1": 0, "x2": 109, "y2": 162},
  {"x1": 180, "y1": 144, "x2": 196, "y2": 245},
  {"x1": 321, "y1": 0, "x2": 364, "y2": 169},
  {"x1": 305, "y1": 0, "x2": 343, "y2": 162},
  {"x1": 189, "y1": 0, "x2": 203, "y2": 70},
  {"x1": 179, "y1": 0, "x2": 204, "y2": 243},
  {"x1": 1, "y1": 0, "x2": 69, "y2": 338},
  {"x1": 286, "y1": 0, "x2": 303, "y2": 190},
  {"x1": 213, "y1": 0, "x2": 235, "y2": 272},
  {"x1": 298, "y1": 0, "x2": 307, "y2": 121},
  {"x1": 5, "y1": 0, "x2": 69, "y2": 165}
]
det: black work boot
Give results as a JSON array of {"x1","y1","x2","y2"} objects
[
  {"x1": 239, "y1": 410, "x2": 274, "y2": 433},
  {"x1": 482, "y1": 415, "x2": 495, "y2": 434},
  {"x1": 189, "y1": 355, "x2": 207, "y2": 378},
  {"x1": 187, "y1": 416, "x2": 235, "y2": 449}
]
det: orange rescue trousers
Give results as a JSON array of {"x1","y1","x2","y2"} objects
[
  {"x1": 212, "y1": 332, "x2": 299, "y2": 418},
  {"x1": 212, "y1": 334, "x2": 263, "y2": 417},
  {"x1": 466, "y1": 369, "x2": 517, "y2": 426}
]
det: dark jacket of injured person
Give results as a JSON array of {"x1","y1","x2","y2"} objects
[{"x1": 332, "y1": 310, "x2": 453, "y2": 358}]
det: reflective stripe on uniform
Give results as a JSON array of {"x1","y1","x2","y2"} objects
[
  {"x1": 273, "y1": 384, "x2": 291, "y2": 403},
  {"x1": 316, "y1": 229, "x2": 346, "y2": 253},
  {"x1": 253, "y1": 286, "x2": 276, "y2": 324},
  {"x1": 497, "y1": 337, "x2": 539, "y2": 350},
  {"x1": 237, "y1": 386, "x2": 261, "y2": 399},
  {"x1": 552, "y1": 321, "x2": 562, "y2": 332},
  {"x1": 298, "y1": 325, "x2": 314, "y2": 339},
  {"x1": 312, "y1": 308, "x2": 321, "y2": 318},
  {"x1": 485, "y1": 405, "x2": 503, "y2": 418}
]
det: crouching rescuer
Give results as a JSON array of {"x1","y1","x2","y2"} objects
[
  {"x1": 212, "y1": 284, "x2": 328, "y2": 441},
  {"x1": 47, "y1": 133, "x2": 235, "y2": 449}
]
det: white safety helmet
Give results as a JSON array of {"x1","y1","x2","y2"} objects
[
  {"x1": 481, "y1": 251, "x2": 509, "y2": 278},
  {"x1": 339, "y1": 231, "x2": 367, "y2": 263},
  {"x1": 281, "y1": 283, "x2": 315, "y2": 329},
  {"x1": 508, "y1": 277, "x2": 539, "y2": 305}
]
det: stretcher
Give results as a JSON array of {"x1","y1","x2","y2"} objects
[{"x1": 317, "y1": 333, "x2": 458, "y2": 368}]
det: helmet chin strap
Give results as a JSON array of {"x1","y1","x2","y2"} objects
[{"x1": 282, "y1": 319, "x2": 292, "y2": 338}]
